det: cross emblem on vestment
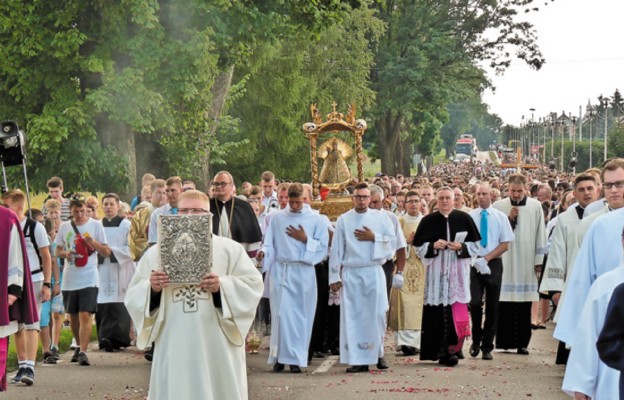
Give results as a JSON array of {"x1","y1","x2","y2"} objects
[{"x1": 173, "y1": 285, "x2": 210, "y2": 313}]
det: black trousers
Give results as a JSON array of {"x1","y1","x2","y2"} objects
[
  {"x1": 382, "y1": 259, "x2": 394, "y2": 300},
  {"x1": 310, "y1": 260, "x2": 329, "y2": 353},
  {"x1": 420, "y1": 305, "x2": 458, "y2": 361},
  {"x1": 469, "y1": 258, "x2": 503, "y2": 353},
  {"x1": 496, "y1": 301, "x2": 532, "y2": 350}
]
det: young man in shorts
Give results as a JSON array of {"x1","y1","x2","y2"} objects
[{"x1": 55, "y1": 195, "x2": 110, "y2": 366}]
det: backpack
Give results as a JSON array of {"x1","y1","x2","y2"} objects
[{"x1": 22, "y1": 218, "x2": 42, "y2": 273}]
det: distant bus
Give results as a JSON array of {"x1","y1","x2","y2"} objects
[{"x1": 455, "y1": 136, "x2": 477, "y2": 156}]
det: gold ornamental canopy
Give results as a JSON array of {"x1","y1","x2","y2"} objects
[{"x1": 303, "y1": 102, "x2": 367, "y2": 198}]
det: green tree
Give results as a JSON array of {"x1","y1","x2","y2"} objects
[
  {"x1": 0, "y1": 1, "x2": 352, "y2": 196},
  {"x1": 370, "y1": 0, "x2": 545, "y2": 175}
]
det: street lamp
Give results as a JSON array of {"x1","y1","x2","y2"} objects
[
  {"x1": 587, "y1": 106, "x2": 596, "y2": 168},
  {"x1": 603, "y1": 97, "x2": 609, "y2": 162}
]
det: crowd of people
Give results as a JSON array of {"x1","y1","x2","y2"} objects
[{"x1": 1, "y1": 157, "x2": 624, "y2": 399}]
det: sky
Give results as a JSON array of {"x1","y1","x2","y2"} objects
[{"x1": 482, "y1": 0, "x2": 624, "y2": 126}]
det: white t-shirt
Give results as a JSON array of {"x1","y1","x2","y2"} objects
[
  {"x1": 20, "y1": 218, "x2": 50, "y2": 282},
  {"x1": 55, "y1": 218, "x2": 107, "y2": 291}
]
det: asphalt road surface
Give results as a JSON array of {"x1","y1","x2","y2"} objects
[{"x1": 12, "y1": 323, "x2": 568, "y2": 400}]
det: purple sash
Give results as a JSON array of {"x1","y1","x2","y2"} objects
[{"x1": 448, "y1": 302, "x2": 470, "y2": 354}]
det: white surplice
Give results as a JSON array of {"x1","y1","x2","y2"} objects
[
  {"x1": 99, "y1": 219, "x2": 134, "y2": 303},
  {"x1": 561, "y1": 266, "x2": 624, "y2": 399},
  {"x1": 0, "y1": 225, "x2": 24, "y2": 338},
  {"x1": 262, "y1": 207, "x2": 329, "y2": 367},
  {"x1": 554, "y1": 207, "x2": 624, "y2": 345},
  {"x1": 125, "y1": 237, "x2": 263, "y2": 400},
  {"x1": 539, "y1": 207, "x2": 582, "y2": 294},
  {"x1": 493, "y1": 197, "x2": 546, "y2": 302},
  {"x1": 329, "y1": 209, "x2": 396, "y2": 366}
]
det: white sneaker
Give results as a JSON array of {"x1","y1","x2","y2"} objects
[{"x1": 70, "y1": 338, "x2": 78, "y2": 350}]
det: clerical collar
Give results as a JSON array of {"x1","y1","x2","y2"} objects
[{"x1": 510, "y1": 197, "x2": 527, "y2": 206}]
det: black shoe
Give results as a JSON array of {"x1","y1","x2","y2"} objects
[
  {"x1": 272, "y1": 362, "x2": 285, "y2": 372},
  {"x1": 10, "y1": 367, "x2": 26, "y2": 384},
  {"x1": 290, "y1": 365, "x2": 302, "y2": 373},
  {"x1": 376, "y1": 357, "x2": 389, "y2": 370},
  {"x1": 77, "y1": 351, "x2": 90, "y2": 366},
  {"x1": 469, "y1": 343, "x2": 480, "y2": 358},
  {"x1": 70, "y1": 347, "x2": 81, "y2": 363},
  {"x1": 517, "y1": 347, "x2": 529, "y2": 355},
  {"x1": 312, "y1": 351, "x2": 325, "y2": 358},
  {"x1": 144, "y1": 347, "x2": 153, "y2": 362},
  {"x1": 346, "y1": 365, "x2": 369, "y2": 373},
  {"x1": 400, "y1": 345, "x2": 418, "y2": 356},
  {"x1": 456, "y1": 350, "x2": 465, "y2": 360},
  {"x1": 100, "y1": 338, "x2": 114, "y2": 352},
  {"x1": 21, "y1": 368, "x2": 34, "y2": 385},
  {"x1": 445, "y1": 354, "x2": 459, "y2": 367},
  {"x1": 482, "y1": 351, "x2": 493, "y2": 360},
  {"x1": 330, "y1": 348, "x2": 340, "y2": 356}
]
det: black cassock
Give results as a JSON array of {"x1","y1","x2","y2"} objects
[
  {"x1": 597, "y1": 281, "x2": 624, "y2": 400},
  {"x1": 412, "y1": 210, "x2": 480, "y2": 362}
]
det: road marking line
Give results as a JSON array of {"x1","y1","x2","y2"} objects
[{"x1": 312, "y1": 355, "x2": 338, "y2": 374}]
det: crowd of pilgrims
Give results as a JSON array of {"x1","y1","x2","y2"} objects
[{"x1": 4, "y1": 156, "x2": 624, "y2": 399}]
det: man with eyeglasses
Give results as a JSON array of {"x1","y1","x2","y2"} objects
[
  {"x1": 209, "y1": 171, "x2": 262, "y2": 258},
  {"x1": 392, "y1": 190, "x2": 426, "y2": 356},
  {"x1": 55, "y1": 194, "x2": 110, "y2": 366},
  {"x1": 329, "y1": 183, "x2": 396, "y2": 373},
  {"x1": 148, "y1": 176, "x2": 182, "y2": 246},
  {"x1": 125, "y1": 190, "x2": 263, "y2": 399},
  {"x1": 257, "y1": 183, "x2": 329, "y2": 373},
  {"x1": 555, "y1": 159, "x2": 624, "y2": 380}
]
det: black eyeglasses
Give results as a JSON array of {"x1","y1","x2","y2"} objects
[
  {"x1": 212, "y1": 182, "x2": 230, "y2": 188},
  {"x1": 604, "y1": 180, "x2": 624, "y2": 190}
]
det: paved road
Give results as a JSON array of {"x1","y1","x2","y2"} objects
[{"x1": 12, "y1": 324, "x2": 568, "y2": 400}]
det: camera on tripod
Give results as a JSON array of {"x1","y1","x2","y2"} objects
[
  {"x1": 0, "y1": 120, "x2": 26, "y2": 166},
  {"x1": 0, "y1": 120, "x2": 33, "y2": 214}
]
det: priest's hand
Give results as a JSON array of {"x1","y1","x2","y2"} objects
[
  {"x1": 286, "y1": 225, "x2": 307, "y2": 243},
  {"x1": 329, "y1": 282, "x2": 342, "y2": 292},
  {"x1": 509, "y1": 206, "x2": 519, "y2": 220},
  {"x1": 201, "y1": 272, "x2": 221, "y2": 293},
  {"x1": 150, "y1": 270, "x2": 170, "y2": 293},
  {"x1": 354, "y1": 226, "x2": 375, "y2": 242},
  {"x1": 447, "y1": 242, "x2": 462, "y2": 251},
  {"x1": 392, "y1": 273, "x2": 404, "y2": 289},
  {"x1": 433, "y1": 239, "x2": 448, "y2": 250},
  {"x1": 573, "y1": 392, "x2": 590, "y2": 400},
  {"x1": 256, "y1": 251, "x2": 264, "y2": 262},
  {"x1": 8, "y1": 294, "x2": 17, "y2": 306}
]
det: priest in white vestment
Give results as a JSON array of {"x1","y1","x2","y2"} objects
[
  {"x1": 258, "y1": 183, "x2": 329, "y2": 372},
  {"x1": 393, "y1": 190, "x2": 425, "y2": 356},
  {"x1": 492, "y1": 174, "x2": 546, "y2": 355},
  {"x1": 561, "y1": 264, "x2": 624, "y2": 400},
  {"x1": 97, "y1": 194, "x2": 135, "y2": 351},
  {"x1": 554, "y1": 207, "x2": 624, "y2": 346},
  {"x1": 329, "y1": 183, "x2": 396, "y2": 373},
  {"x1": 125, "y1": 191, "x2": 263, "y2": 400}
]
